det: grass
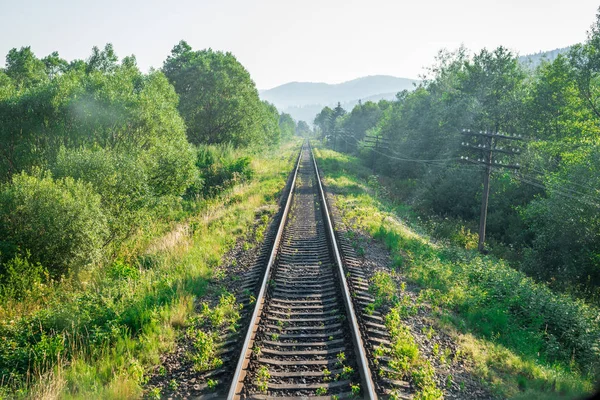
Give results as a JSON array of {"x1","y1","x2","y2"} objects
[
  {"x1": 0, "y1": 139, "x2": 301, "y2": 398},
  {"x1": 313, "y1": 144, "x2": 600, "y2": 399}
]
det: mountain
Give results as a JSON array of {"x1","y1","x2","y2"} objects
[
  {"x1": 518, "y1": 46, "x2": 571, "y2": 69},
  {"x1": 260, "y1": 75, "x2": 418, "y2": 123}
]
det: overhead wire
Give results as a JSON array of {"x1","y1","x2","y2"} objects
[{"x1": 331, "y1": 133, "x2": 600, "y2": 208}]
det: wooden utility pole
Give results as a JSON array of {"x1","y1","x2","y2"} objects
[
  {"x1": 371, "y1": 136, "x2": 379, "y2": 169},
  {"x1": 362, "y1": 135, "x2": 390, "y2": 172},
  {"x1": 460, "y1": 129, "x2": 523, "y2": 252}
]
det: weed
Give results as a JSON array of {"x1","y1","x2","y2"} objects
[
  {"x1": 315, "y1": 386, "x2": 327, "y2": 395},
  {"x1": 188, "y1": 329, "x2": 223, "y2": 372},
  {"x1": 336, "y1": 352, "x2": 346, "y2": 366},
  {"x1": 323, "y1": 367, "x2": 331, "y2": 382},
  {"x1": 147, "y1": 387, "x2": 161, "y2": 399},
  {"x1": 207, "y1": 378, "x2": 218, "y2": 391},
  {"x1": 342, "y1": 365, "x2": 354, "y2": 379},
  {"x1": 255, "y1": 366, "x2": 270, "y2": 393}
]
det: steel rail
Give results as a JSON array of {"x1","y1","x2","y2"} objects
[
  {"x1": 226, "y1": 142, "x2": 303, "y2": 400},
  {"x1": 309, "y1": 141, "x2": 378, "y2": 400}
]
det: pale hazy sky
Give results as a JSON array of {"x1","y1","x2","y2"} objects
[{"x1": 0, "y1": 0, "x2": 598, "y2": 89}]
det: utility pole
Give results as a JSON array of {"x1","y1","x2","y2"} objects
[
  {"x1": 460, "y1": 129, "x2": 523, "y2": 253},
  {"x1": 362, "y1": 134, "x2": 390, "y2": 172},
  {"x1": 333, "y1": 126, "x2": 338, "y2": 152}
]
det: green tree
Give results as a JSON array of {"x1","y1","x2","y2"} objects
[
  {"x1": 163, "y1": 41, "x2": 266, "y2": 146},
  {"x1": 86, "y1": 43, "x2": 119, "y2": 73},
  {"x1": 260, "y1": 101, "x2": 281, "y2": 146},
  {"x1": 314, "y1": 106, "x2": 333, "y2": 138},
  {"x1": 296, "y1": 120, "x2": 311, "y2": 136},
  {"x1": 0, "y1": 47, "x2": 196, "y2": 193},
  {"x1": 279, "y1": 112, "x2": 295, "y2": 141},
  {"x1": 340, "y1": 100, "x2": 384, "y2": 153},
  {"x1": 41, "y1": 51, "x2": 68, "y2": 79},
  {"x1": 5, "y1": 46, "x2": 47, "y2": 89}
]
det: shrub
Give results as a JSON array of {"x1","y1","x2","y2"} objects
[
  {"x1": 187, "y1": 144, "x2": 254, "y2": 198},
  {"x1": 0, "y1": 252, "x2": 48, "y2": 300},
  {"x1": 53, "y1": 147, "x2": 150, "y2": 242},
  {"x1": 0, "y1": 171, "x2": 108, "y2": 277}
]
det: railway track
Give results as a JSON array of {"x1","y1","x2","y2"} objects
[{"x1": 227, "y1": 142, "x2": 377, "y2": 399}]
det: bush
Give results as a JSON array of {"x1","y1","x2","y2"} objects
[
  {"x1": 53, "y1": 147, "x2": 150, "y2": 242},
  {"x1": 144, "y1": 140, "x2": 198, "y2": 198},
  {"x1": 0, "y1": 252, "x2": 48, "y2": 300},
  {"x1": 186, "y1": 144, "x2": 254, "y2": 198},
  {"x1": 0, "y1": 171, "x2": 108, "y2": 277}
]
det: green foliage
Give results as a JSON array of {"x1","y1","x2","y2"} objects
[
  {"x1": 370, "y1": 270, "x2": 397, "y2": 307},
  {"x1": 0, "y1": 252, "x2": 49, "y2": 301},
  {"x1": 296, "y1": 120, "x2": 312, "y2": 136},
  {"x1": 53, "y1": 146, "x2": 150, "y2": 242},
  {"x1": 0, "y1": 36, "x2": 299, "y2": 398},
  {"x1": 255, "y1": 366, "x2": 270, "y2": 393},
  {"x1": 5, "y1": 46, "x2": 48, "y2": 89},
  {"x1": 188, "y1": 144, "x2": 254, "y2": 198},
  {"x1": 163, "y1": 41, "x2": 277, "y2": 147},
  {"x1": 0, "y1": 171, "x2": 108, "y2": 277},
  {"x1": 187, "y1": 329, "x2": 223, "y2": 372},
  {"x1": 260, "y1": 101, "x2": 282, "y2": 146},
  {"x1": 315, "y1": 386, "x2": 327, "y2": 395},
  {"x1": 315, "y1": 146, "x2": 598, "y2": 397},
  {"x1": 0, "y1": 49, "x2": 196, "y2": 189},
  {"x1": 313, "y1": 12, "x2": 600, "y2": 300},
  {"x1": 279, "y1": 112, "x2": 296, "y2": 141}
]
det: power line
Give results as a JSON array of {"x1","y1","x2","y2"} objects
[
  {"x1": 338, "y1": 134, "x2": 459, "y2": 164},
  {"x1": 510, "y1": 173, "x2": 600, "y2": 209}
]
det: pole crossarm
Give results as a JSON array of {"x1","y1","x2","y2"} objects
[
  {"x1": 459, "y1": 158, "x2": 521, "y2": 169},
  {"x1": 461, "y1": 129, "x2": 526, "y2": 141},
  {"x1": 460, "y1": 142, "x2": 522, "y2": 155}
]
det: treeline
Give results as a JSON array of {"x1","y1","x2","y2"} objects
[
  {"x1": 0, "y1": 41, "x2": 303, "y2": 290},
  {"x1": 315, "y1": 12, "x2": 600, "y2": 300}
]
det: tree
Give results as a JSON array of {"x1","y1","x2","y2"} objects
[
  {"x1": 458, "y1": 46, "x2": 526, "y2": 133},
  {"x1": 340, "y1": 101, "x2": 384, "y2": 153},
  {"x1": 5, "y1": 46, "x2": 47, "y2": 89},
  {"x1": 296, "y1": 120, "x2": 311, "y2": 136},
  {"x1": 314, "y1": 106, "x2": 333, "y2": 139},
  {"x1": 41, "y1": 51, "x2": 68, "y2": 79},
  {"x1": 279, "y1": 112, "x2": 295, "y2": 141},
  {"x1": 163, "y1": 41, "x2": 268, "y2": 146},
  {"x1": 86, "y1": 43, "x2": 118, "y2": 73},
  {"x1": 260, "y1": 101, "x2": 281, "y2": 146},
  {"x1": 0, "y1": 47, "x2": 196, "y2": 191}
]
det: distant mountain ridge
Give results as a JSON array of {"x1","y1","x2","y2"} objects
[
  {"x1": 518, "y1": 46, "x2": 571, "y2": 69},
  {"x1": 259, "y1": 75, "x2": 418, "y2": 123},
  {"x1": 264, "y1": 47, "x2": 575, "y2": 124}
]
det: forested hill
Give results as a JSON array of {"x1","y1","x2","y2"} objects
[
  {"x1": 518, "y1": 46, "x2": 571, "y2": 69},
  {"x1": 260, "y1": 75, "x2": 418, "y2": 123}
]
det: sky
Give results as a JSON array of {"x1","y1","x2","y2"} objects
[{"x1": 0, "y1": 0, "x2": 598, "y2": 89}]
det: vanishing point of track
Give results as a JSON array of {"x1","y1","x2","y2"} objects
[{"x1": 227, "y1": 142, "x2": 377, "y2": 399}]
